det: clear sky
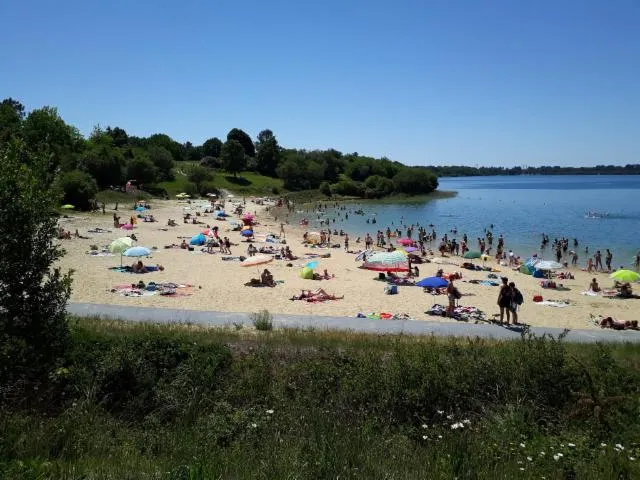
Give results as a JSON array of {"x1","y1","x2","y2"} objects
[{"x1": 1, "y1": 0, "x2": 639, "y2": 167}]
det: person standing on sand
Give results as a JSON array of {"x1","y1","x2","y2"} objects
[
  {"x1": 497, "y1": 277, "x2": 512, "y2": 325},
  {"x1": 636, "y1": 251, "x2": 640, "y2": 272},
  {"x1": 344, "y1": 234, "x2": 349, "y2": 251},
  {"x1": 605, "y1": 249, "x2": 613, "y2": 272},
  {"x1": 594, "y1": 250, "x2": 603, "y2": 271}
]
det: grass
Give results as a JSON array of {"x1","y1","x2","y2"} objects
[
  {"x1": 95, "y1": 189, "x2": 151, "y2": 206},
  {"x1": 157, "y1": 166, "x2": 286, "y2": 198},
  {"x1": 1, "y1": 317, "x2": 639, "y2": 478}
]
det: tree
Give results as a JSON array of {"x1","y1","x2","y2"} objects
[
  {"x1": 319, "y1": 181, "x2": 332, "y2": 197},
  {"x1": 57, "y1": 170, "x2": 98, "y2": 210},
  {"x1": 183, "y1": 141, "x2": 202, "y2": 161},
  {"x1": 392, "y1": 168, "x2": 438, "y2": 195},
  {"x1": 147, "y1": 145, "x2": 174, "y2": 181},
  {"x1": 0, "y1": 140, "x2": 72, "y2": 388},
  {"x1": 147, "y1": 133, "x2": 184, "y2": 162},
  {"x1": 22, "y1": 106, "x2": 83, "y2": 182},
  {"x1": 80, "y1": 133, "x2": 125, "y2": 188},
  {"x1": 255, "y1": 129, "x2": 281, "y2": 176},
  {"x1": 187, "y1": 165, "x2": 214, "y2": 192},
  {"x1": 0, "y1": 97, "x2": 25, "y2": 145},
  {"x1": 105, "y1": 126, "x2": 129, "y2": 148},
  {"x1": 227, "y1": 128, "x2": 255, "y2": 157},
  {"x1": 126, "y1": 156, "x2": 157, "y2": 185},
  {"x1": 276, "y1": 152, "x2": 325, "y2": 190},
  {"x1": 202, "y1": 137, "x2": 223, "y2": 158},
  {"x1": 220, "y1": 139, "x2": 246, "y2": 176}
]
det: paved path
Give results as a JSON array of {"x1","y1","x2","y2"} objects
[{"x1": 67, "y1": 303, "x2": 640, "y2": 344}]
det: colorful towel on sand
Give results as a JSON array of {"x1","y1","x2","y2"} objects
[
  {"x1": 425, "y1": 304, "x2": 487, "y2": 322},
  {"x1": 111, "y1": 282, "x2": 194, "y2": 297},
  {"x1": 356, "y1": 312, "x2": 413, "y2": 320}
]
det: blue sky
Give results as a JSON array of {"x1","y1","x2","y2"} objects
[{"x1": 1, "y1": 0, "x2": 639, "y2": 167}]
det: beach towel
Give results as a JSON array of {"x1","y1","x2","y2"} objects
[{"x1": 535, "y1": 300, "x2": 570, "y2": 307}]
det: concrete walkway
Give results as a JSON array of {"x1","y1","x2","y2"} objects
[{"x1": 67, "y1": 302, "x2": 640, "y2": 344}]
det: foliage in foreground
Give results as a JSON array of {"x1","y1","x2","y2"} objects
[
  {"x1": 0, "y1": 141, "x2": 72, "y2": 397},
  {"x1": 1, "y1": 319, "x2": 639, "y2": 479}
]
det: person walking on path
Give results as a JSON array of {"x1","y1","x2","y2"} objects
[{"x1": 497, "y1": 277, "x2": 512, "y2": 325}]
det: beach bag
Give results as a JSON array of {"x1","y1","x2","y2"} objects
[
  {"x1": 384, "y1": 284, "x2": 398, "y2": 295},
  {"x1": 533, "y1": 295, "x2": 543, "y2": 303}
]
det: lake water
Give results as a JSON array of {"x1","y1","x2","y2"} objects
[{"x1": 293, "y1": 175, "x2": 640, "y2": 267}]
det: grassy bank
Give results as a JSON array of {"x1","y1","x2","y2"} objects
[{"x1": 1, "y1": 318, "x2": 638, "y2": 479}]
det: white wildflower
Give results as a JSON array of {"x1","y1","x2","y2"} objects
[
  {"x1": 520, "y1": 443, "x2": 526, "y2": 448},
  {"x1": 422, "y1": 424, "x2": 428, "y2": 429},
  {"x1": 437, "y1": 410, "x2": 444, "y2": 415},
  {"x1": 438, "y1": 435, "x2": 443, "y2": 439},
  {"x1": 266, "y1": 409, "x2": 274, "y2": 414},
  {"x1": 527, "y1": 456, "x2": 533, "y2": 462},
  {"x1": 422, "y1": 435, "x2": 428, "y2": 440},
  {"x1": 251, "y1": 423, "x2": 257, "y2": 428},
  {"x1": 446, "y1": 414, "x2": 453, "y2": 420},
  {"x1": 600, "y1": 443, "x2": 607, "y2": 447},
  {"x1": 451, "y1": 422, "x2": 464, "y2": 429},
  {"x1": 568, "y1": 443, "x2": 575, "y2": 447},
  {"x1": 520, "y1": 467, "x2": 525, "y2": 471},
  {"x1": 553, "y1": 453, "x2": 563, "y2": 461},
  {"x1": 540, "y1": 452, "x2": 546, "y2": 456},
  {"x1": 629, "y1": 457, "x2": 636, "y2": 461},
  {"x1": 463, "y1": 419, "x2": 471, "y2": 424},
  {"x1": 615, "y1": 444, "x2": 624, "y2": 451}
]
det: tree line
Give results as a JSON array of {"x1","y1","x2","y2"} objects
[
  {"x1": 0, "y1": 98, "x2": 439, "y2": 208},
  {"x1": 428, "y1": 164, "x2": 640, "y2": 177}
]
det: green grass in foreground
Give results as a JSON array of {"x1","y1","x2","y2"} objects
[{"x1": 2, "y1": 319, "x2": 639, "y2": 479}]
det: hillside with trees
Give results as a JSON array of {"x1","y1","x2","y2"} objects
[{"x1": 0, "y1": 98, "x2": 439, "y2": 209}]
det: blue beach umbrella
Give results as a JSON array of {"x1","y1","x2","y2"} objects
[
  {"x1": 123, "y1": 246, "x2": 152, "y2": 257},
  {"x1": 306, "y1": 260, "x2": 319, "y2": 269},
  {"x1": 416, "y1": 277, "x2": 449, "y2": 289},
  {"x1": 241, "y1": 229, "x2": 254, "y2": 237}
]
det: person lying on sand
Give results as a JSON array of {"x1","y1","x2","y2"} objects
[
  {"x1": 599, "y1": 317, "x2": 639, "y2": 330},
  {"x1": 291, "y1": 288, "x2": 344, "y2": 301}
]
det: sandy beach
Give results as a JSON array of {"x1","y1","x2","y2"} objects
[{"x1": 57, "y1": 197, "x2": 639, "y2": 332}]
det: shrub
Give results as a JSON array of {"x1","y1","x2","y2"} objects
[
  {"x1": 57, "y1": 170, "x2": 98, "y2": 210},
  {"x1": 200, "y1": 156, "x2": 221, "y2": 169},
  {"x1": 319, "y1": 181, "x2": 332, "y2": 197},
  {"x1": 0, "y1": 141, "x2": 72, "y2": 397},
  {"x1": 331, "y1": 178, "x2": 363, "y2": 197},
  {"x1": 251, "y1": 310, "x2": 273, "y2": 331}
]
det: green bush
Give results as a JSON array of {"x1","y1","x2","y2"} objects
[
  {"x1": 57, "y1": 169, "x2": 98, "y2": 210},
  {"x1": 331, "y1": 178, "x2": 363, "y2": 197},
  {"x1": 319, "y1": 181, "x2": 332, "y2": 197},
  {"x1": 251, "y1": 310, "x2": 273, "y2": 331}
]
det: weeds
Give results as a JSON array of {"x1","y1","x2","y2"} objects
[
  {"x1": 0, "y1": 318, "x2": 638, "y2": 478},
  {"x1": 251, "y1": 309, "x2": 273, "y2": 331}
]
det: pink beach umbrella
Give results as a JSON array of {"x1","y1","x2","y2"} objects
[{"x1": 397, "y1": 238, "x2": 413, "y2": 246}]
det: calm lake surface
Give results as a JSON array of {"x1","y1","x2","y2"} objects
[{"x1": 295, "y1": 175, "x2": 640, "y2": 267}]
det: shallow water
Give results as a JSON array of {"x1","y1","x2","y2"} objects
[{"x1": 292, "y1": 175, "x2": 640, "y2": 267}]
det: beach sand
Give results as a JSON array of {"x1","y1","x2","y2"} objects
[{"x1": 57, "y1": 198, "x2": 639, "y2": 331}]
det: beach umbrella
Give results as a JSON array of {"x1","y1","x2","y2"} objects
[
  {"x1": 241, "y1": 229, "x2": 254, "y2": 237},
  {"x1": 61, "y1": 204, "x2": 75, "y2": 210},
  {"x1": 240, "y1": 254, "x2": 273, "y2": 267},
  {"x1": 109, "y1": 237, "x2": 134, "y2": 254},
  {"x1": 416, "y1": 277, "x2": 449, "y2": 289},
  {"x1": 397, "y1": 238, "x2": 413, "y2": 246},
  {"x1": 610, "y1": 269, "x2": 640, "y2": 283},
  {"x1": 135, "y1": 206, "x2": 146, "y2": 212},
  {"x1": 203, "y1": 228, "x2": 216, "y2": 236},
  {"x1": 463, "y1": 251, "x2": 482, "y2": 259},
  {"x1": 404, "y1": 246, "x2": 419, "y2": 253},
  {"x1": 123, "y1": 246, "x2": 152, "y2": 257},
  {"x1": 363, "y1": 251, "x2": 409, "y2": 272},
  {"x1": 109, "y1": 237, "x2": 135, "y2": 266},
  {"x1": 535, "y1": 260, "x2": 563, "y2": 270}
]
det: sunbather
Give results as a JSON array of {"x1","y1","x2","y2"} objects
[
  {"x1": 589, "y1": 278, "x2": 601, "y2": 292},
  {"x1": 292, "y1": 288, "x2": 344, "y2": 301},
  {"x1": 132, "y1": 261, "x2": 147, "y2": 273},
  {"x1": 261, "y1": 269, "x2": 275, "y2": 287},
  {"x1": 599, "y1": 317, "x2": 639, "y2": 330}
]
